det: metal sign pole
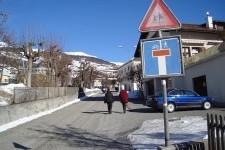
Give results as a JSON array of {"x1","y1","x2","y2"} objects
[
  {"x1": 158, "y1": 30, "x2": 169, "y2": 147},
  {"x1": 139, "y1": 0, "x2": 182, "y2": 147},
  {"x1": 162, "y1": 79, "x2": 169, "y2": 146}
]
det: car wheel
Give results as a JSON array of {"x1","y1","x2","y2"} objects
[
  {"x1": 167, "y1": 103, "x2": 175, "y2": 113},
  {"x1": 203, "y1": 101, "x2": 211, "y2": 110}
]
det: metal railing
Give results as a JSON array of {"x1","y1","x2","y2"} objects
[
  {"x1": 13, "y1": 87, "x2": 78, "y2": 104},
  {"x1": 207, "y1": 113, "x2": 225, "y2": 150}
]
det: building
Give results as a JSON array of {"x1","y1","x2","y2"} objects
[
  {"x1": 133, "y1": 14, "x2": 225, "y2": 106},
  {"x1": 117, "y1": 57, "x2": 141, "y2": 97},
  {"x1": 173, "y1": 42, "x2": 225, "y2": 106},
  {"x1": 0, "y1": 67, "x2": 17, "y2": 84}
]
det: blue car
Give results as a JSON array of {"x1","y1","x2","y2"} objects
[{"x1": 146, "y1": 89, "x2": 215, "y2": 113}]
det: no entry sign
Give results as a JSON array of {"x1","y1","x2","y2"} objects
[{"x1": 141, "y1": 36, "x2": 184, "y2": 78}]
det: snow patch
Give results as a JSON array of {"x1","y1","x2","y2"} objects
[
  {"x1": 111, "y1": 62, "x2": 124, "y2": 66},
  {"x1": 0, "y1": 83, "x2": 26, "y2": 95},
  {"x1": 0, "y1": 97, "x2": 9, "y2": 106},
  {"x1": 128, "y1": 116, "x2": 207, "y2": 150}
]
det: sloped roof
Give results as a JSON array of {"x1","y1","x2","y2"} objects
[
  {"x1": 180, "y1": 23, "x2": 224, "y2": 33},
  {"x1": 134, "y1": 21, "x2": 225, "y2": 58}
]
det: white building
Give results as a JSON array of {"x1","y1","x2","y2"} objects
[{"x1": 117, "y1": 57, "x2": 141, "y2": 97}]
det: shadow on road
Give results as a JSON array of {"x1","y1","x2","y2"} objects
[
  {"x1": 82, "y1": 96, "x2": 105, "y2": 102},
  {"x1": 83, "y1": 95, "x2": 146, "y2": 104},
  {"x1": 29, "y1": 125, "x2": 132, "y2": 150},
  {"x1": 82, "y1": 110, "x2": 124, "y2": 115},
  {"x1": 13, "y1": 142, "x2": 31, "y2": 150},
  {"x1": 127, "y1": 107, "x2": 158, "y2": 113}
]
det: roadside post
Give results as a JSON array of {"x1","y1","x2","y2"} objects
[{"x1": 138, "y1": 0, "x2": 183, "y2": 147}]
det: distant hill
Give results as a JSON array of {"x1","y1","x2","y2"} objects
[
  {"x1": 64, "y1": 51, "x2": 123, "y2": 78},
  {"x1": 0, "y1": 47, "x2": 123, "y2": 78},
  {"x1": 64, "y1": 51, "x2": 123, "y2": 68},
  {"x1": 65, "y1": 52, "x2": 115, "y2": 66}
]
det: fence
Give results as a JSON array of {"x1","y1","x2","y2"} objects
[
  {"x1": 207, "y1": 113, "x2": 225, "y2": 150},
  {"x1": 13, "y1": 87, "x2": 78, "y2": 104}
]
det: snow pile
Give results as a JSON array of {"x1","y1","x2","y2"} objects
[
  {"x1": 0, "y1": 83, "x2": 26, "y2": 106},
  {"x1": 0, "y1": 96, "x2": 8, "y2": 106},
  {"x1": 0, "y1": 83, "x2": 26, "y2": 94},
  {"x1": 128, "y1": 116, "x2": 207, "y2": 150}
]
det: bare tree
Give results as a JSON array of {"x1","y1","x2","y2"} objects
[
  {"x1": 57, "y1": 54, "x2": 72, "y2": 87},
  {"x1": 99, "y1": 71, "x2": 112, "y2": 88},
  {"x1": 42, "y1": 43, "x2": 58, "y2": 86},
  {"x1": 19, "y1": 31, "x2": 44, "y2": 87},
  {"x1": 74, "y1": 60, "x2": 102, "y2": 88},
  {"x1": 0, "y1": 10, "x2": 18, "y2": 84},
  {"x1": 127, "y1": 64, "x2": 143, "y2": 90},
  {"x1": 77, "y1": 59, "x2": 90, "y2": 88},
  {"x1": 83, "y1": 66, "x2": 100, "y2": 88}
]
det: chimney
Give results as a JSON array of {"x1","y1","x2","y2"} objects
[{"x1": 206, "y1": 12, "x2": 213, "y2": 29}]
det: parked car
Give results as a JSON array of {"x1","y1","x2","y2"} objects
[{"x1": 146, "y1": 88, "x2": 215, "y2": 113}]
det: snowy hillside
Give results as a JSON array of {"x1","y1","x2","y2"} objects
[
  {"x1": 0, "y1": 47, "x2": 123, "y2": 79},
  {"x1": 64, "y1": 51, "x2": 122, "y2": 77},
  {"x1": 64, "y1": 52, "x2": 97, "y2": 58}
]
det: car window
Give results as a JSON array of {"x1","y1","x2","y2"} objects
[
  {"x1": 169, "y1": 90, "x2": 183, "y2": 96},
  {"x1": 183, "y1": 90, "x2": 197, "y2": 96}
]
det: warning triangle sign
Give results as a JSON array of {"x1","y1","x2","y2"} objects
[{"x1": 139, "y1": 0, "x2": 181, "y2": 32}]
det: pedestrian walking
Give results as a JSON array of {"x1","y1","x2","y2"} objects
[
  {"x1": 104, "y1": 87, "x2": 114, "y2": 114},
  {"x1": 78, "y1": 85, "x2": 85, "y2": 98},
  {"x1": 119, "y1": 86, "x2": 128, "y2": 113}
]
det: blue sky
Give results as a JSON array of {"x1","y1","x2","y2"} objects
[{"x1": 1, "y1": 0, "x2": 225, "y2": 63}]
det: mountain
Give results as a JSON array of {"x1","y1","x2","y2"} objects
[
  {"x1": 64, "y1": 51, "x2": 122, "y2": 76},
  {"x1": 64, "y1": 52, "x2": 97, "y2": 58},
  {"x1": 65, "y1": 51, "x2": 115, "y2": 66}
]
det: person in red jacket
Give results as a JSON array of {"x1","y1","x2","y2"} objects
[{"x1": 119, "y1": 86, "x2": 128, "y2": 113}]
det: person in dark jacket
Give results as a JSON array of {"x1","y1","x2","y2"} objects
[
  {"x1": 78, "y1": 85, "x2": 85, "y2": 98},
  {"x1": 104, "y1": 87, "x2": 114, "y2": 114},
  {"x1": 119, "y1": 86, "x2": 128, "y2": 113}
]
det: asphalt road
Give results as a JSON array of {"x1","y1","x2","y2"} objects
[{"x1": 0, "y1": 91, "x2": 224, "y2": 150}]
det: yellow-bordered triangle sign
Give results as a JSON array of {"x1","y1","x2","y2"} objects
[{"x1": 139, "y1": 0, "x2": 181, "y2": 32}]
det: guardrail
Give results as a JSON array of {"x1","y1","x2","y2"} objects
[{"x1": 207, "y1": 113, "x2": 225, "y2": 150}]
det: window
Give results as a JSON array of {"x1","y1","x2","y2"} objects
[
  {"x1": 191, "y1": 47, "x2": 201, "y2": 56},
  {"x1": 169, "y1": 90, "x2": 183, "y2": 96},
  {"x1": 183, "y1": 90, "x2": 197, "y2": 96},
  {"x1": 182, "y1": 47, "x2": 191, "y2": 57}
]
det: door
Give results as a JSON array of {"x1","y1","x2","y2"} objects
[{"x1": 193, "y1": 75, "x2": 208, "y2": 96}]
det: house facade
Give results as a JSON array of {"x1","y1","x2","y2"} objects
[{"x1": 117, "y1": 57, "x2": 141, "y2": 97}]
